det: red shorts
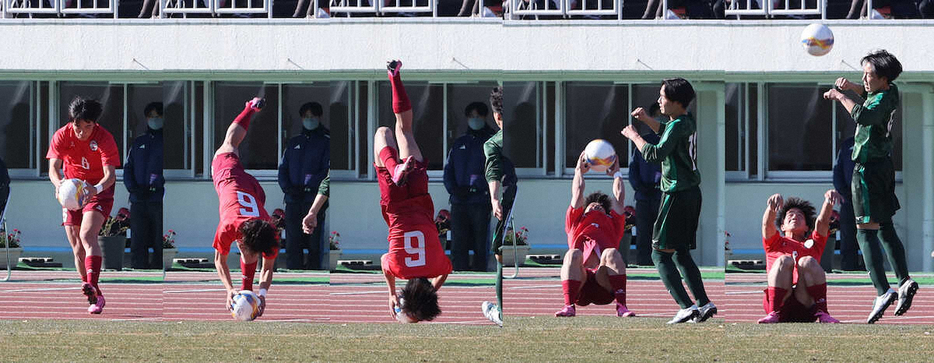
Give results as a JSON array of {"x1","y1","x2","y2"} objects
[
  {"x1": 382, "y1": 224, "x2": 452, "y2": 280},
  {"x1": 762, "y1": 286, "x2": 817, "y2": 323},
  {"x1": 576, "y1": 268, "x2": 614, "y2": 306},
  {"x1": 62, "y1": 185, "x2": 115, "y2": 226}
]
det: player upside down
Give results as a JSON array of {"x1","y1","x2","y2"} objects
[
  {"x1": 758, "y1": 191, "x2": 842, "y2": 324},
  {"x1": 211, "y1": 98, "x2": 279, "y2": 317},
  {"x1": 555, "y1": 152, "x2": 634, "y2": 318},
  {"x1": 377, "y1": 60, "x2": 453, "y2": 323}
]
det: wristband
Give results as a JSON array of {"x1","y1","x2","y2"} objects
[
  {"x1": 258, "y1": 288, "x2": 267, "y2": 297},
  {"x1": 93, "y1": 184, "x2": 104, "y2": 194}
]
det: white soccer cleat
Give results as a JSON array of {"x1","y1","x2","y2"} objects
[
  {"x1": 693, "y1": 302, "x2": 717, "y2": 323},
  {"x1": 482, "y1": 301, "x2": 503, "y2": 327},
  {"x1": 667, "y1": 305, "x2": 699, "y2": 324},
  {"x1": 867, "y1": 288, "x2": 897, "y2": 324},
  {"x1": 895, "y1": 278, "x2": 919, "y2": 316}
]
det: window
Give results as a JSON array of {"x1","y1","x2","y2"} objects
[
  {"x1": 213, "y1": 82, "x2": 279, "y2": 170},
  {"x1": 503, "y1": 81, "x2": 541, "y2": 170},
  {"x1": 564, "y1": 82, "x2": 630, "y2": 170},
  {"x1": 125, "y1": 82, "x2": 192, "y2": 171},
  {"x1": 0, "y1": 81, "x2": 35, "y2": 170},
  {"x1": 767, "y1": 84, "x2": 833, "y2": 172},
  {"x1": 725, "y1": 83, "x2": 758, "y2": 178},
  {"x1": 323, "y1": 81, "x2": 352, "y2": 172}
]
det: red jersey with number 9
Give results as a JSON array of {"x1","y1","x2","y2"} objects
[
  {"x1": 212, "y1": 152, "x2": 276, "y2": 258},
  {"x1": 46, "y1": 124, "x2": 121, "y2": 185}
]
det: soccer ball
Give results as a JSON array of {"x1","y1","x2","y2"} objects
[
  {"x1": 800, "y1": 23, "x2": 834, "y2": 57},
  {"x1": 230, "y1": 291, "x2": 261, "y2": 321},
  {"x1": 583, "y1": 139, "x2": 617, "y2": 173},
  {"x1": 57, "y1": 178, "x2": 88, "y2": 211},
  {"x1": 395, "y1": 297, "x2": 416, "y2": 323}
]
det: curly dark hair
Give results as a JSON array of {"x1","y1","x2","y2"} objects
[
  {"x1": 774, "y1": 197, "x2": 816, "y2": 234},
  {"x1": 584, "y1": 192, "x2": 612, "y2": 215},
  {"x1": 68, "y1": 97, "x2": 103, "y2": 123},
  {"x1": 489, "y1": 87, "x2": 503, "y2": 115},
  {"x1": 862, "y1": 50, "x2": 902, "y2": 82},
  {"x1": 399, "y1": 277, "x2": 441, "y2": 322},
  {"x1": 238, "y1": 219, "x2": 279, "y2": 256}
]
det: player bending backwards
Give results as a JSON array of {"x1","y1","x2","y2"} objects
[
  {"x1": 823, "y1": 50, "x2": 918, "y2": 323},
  {"x1": 758, "y1": 191, "x2": 842, "y2": 324},
  {"x1": 622, "y1": 78, "x2": 716, "y2": 324},
  {"x1": 212, "y1": 98, "x2": 279, "y2": 317},
  {"x1": 377, "y1": 60, "x2": 453, "y2": 323},
  {"x1": 554, "y1": 152, "x2": 635, "y2": 318},
  {"x1": 47, "y1": 97, "x2": 120, "y2": 314}
]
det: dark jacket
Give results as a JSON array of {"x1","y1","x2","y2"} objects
[
  {"x1": 278, "y1": 126, "x2": 330, "y2": 204},
  {"x1": 833, "y1": 137, "x2": 856, "y2": 203},
  {"x1": 629, "y1": 133, "x2": 662, "y2": 203},
  {"x1": 124, "y1": 129, "x2": 164, "y2": 203},
  {"x1": 444, "y1": 127, "x2": 495, "y2": 205},
  {"x1": 0, "y1": 156, "x2": 9, "y2": 189}
]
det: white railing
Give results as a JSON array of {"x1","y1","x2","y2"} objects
[
  {"x1": 328, "y1": 0, "x2": 433, "y2": 16},
  {"x1": 61, "y1": 0, "x2": 117, "y2": 15},
  {"x1": 213, "y1": 0, "x2": 270, "y2": 16},
  {"x1": 379, "y1": 0, "x2": 434, "y2": 15},
  {"x1": 161, "y1": 0, "x2": 213, "y2": 15},
  {"x1": 328, "y1": 0, "x2": 377, "y2": 14},
  {"x1": 565, "y1": 0, "x2": 618, "y2": 18},
  {"x1": 509, "y1": 0, "x2": 564, "y2": 19},
  {"x1": 769, "y1": 0, "x2": 823, "y2": 18},
  {"x1": 725, "y1": 0, "x2": 768, "y2": 17},
  {"x1": 726, "y1": 0, "x2": 824, "y2": 19},
  {"x1": 3, "y1": 0, "x2": 117, "y2": 17}
]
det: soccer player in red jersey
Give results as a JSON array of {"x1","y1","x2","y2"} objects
[
  {"x1": 377, "y1": 60, "x2": 452, "y2": 323},
  {"x1": 758, "y1": 190, "x2": 842, "y2": 324},
  {"x1": 47, "y1": 97, "x2": 120, "y2": 314},
  {"x1": 554, "y1": 151, "x2": 634, "y2": 318},
  {"x1": 212, "y1": 97, "x2": 279, "y2": 316}
]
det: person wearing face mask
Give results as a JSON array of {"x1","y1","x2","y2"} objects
[
  {"x1": 278, "y1": 102, "x2": 330, "y2": 270},
  {"x1": 443, "y1": 102, "x2": 495, "y2": 272},
  {"x1": 125, "y1": 102, "x2": 165, "y2": 270}
]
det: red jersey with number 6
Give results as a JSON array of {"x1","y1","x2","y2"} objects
[
  {"x1": 46, "y1": 124, "x2": 121, "y2": 184},
  {"x1": 212, "y1": 152, "x2": 277, "y2": 258},
  {"x1": 376, "y1": 161, "x2": 452, "y2": 279}
]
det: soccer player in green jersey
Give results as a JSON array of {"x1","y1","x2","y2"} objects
[
  {"x1": 823, "y1": 50, "x2": 918, "y2": 324},
  {"x1": 622, "y1": 78, "x2": 715, "y2": 324}
]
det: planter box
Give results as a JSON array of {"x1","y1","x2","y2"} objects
[
  {"x1": 498, "y1": 245, "x2": 530, "y2": 267},
  {"x1": 329, "y1": 250, "x2": 342, "y2": 271},
  {"x1": 100, "y1": 236, "x2": 127, "y2": 270},
  {"x1": 163, "y1": 248, "x2": 178, "y2": 270},
  {"x1": 0, "y1": 247, "x2": 23, "y2": 269}
]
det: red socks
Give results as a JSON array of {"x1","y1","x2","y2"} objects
[
  {"x1": 389, "y1": 71, "x2": 411, "y2": 114},
  {"x1": 767, "y1": 286, "x2": 788, "y2": 312},
  {"x1": 85, "y1": 255, "x2": 102, "y2": 294},
  {"x1": 379, "y1": 147, "x2": 401, "y2": 176},
  {"x1": 608, "y1": 274, "x2": 627, "y2": 306},
  {"x1": 233, "y1": 104, "x2": 257, "y2": 131},
  {"x1": 562, "y1": 280, "x2": 582, "y2": 306},
  {"x1": 806, "y1": 283, "x2": 829, "y2": 313},
  {"x1": 241, "y1": 260, "x2": 257, "y2": 291}
]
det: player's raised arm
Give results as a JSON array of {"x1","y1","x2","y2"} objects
[
  {"x1": 609, "y1": 157, "x2": 625, "y2": 215},
  {"x1": 815, "y1": 190, "x2": 841, "y2": 237},
  {"x1": 48, "y1": 158, "x2": 64, "y2": 195},
  {"x1": 216, "y1": 98, "x2": 264, "y2": 157},
  {"x1": 762, "y1": 194, "x2": 783, "y2": 239},
  {"x1": 631, "y1": 107, "x2": 661, "y2": 134},
  {"x1": 431, "y1": 274, "x2": 448, "y2": 291},
  {"x1": 382, "y1": 264, "x2": 400, "y2": 319},
  {"x1": 571, "y1": 151, "x2": 590, "y2": 209}
]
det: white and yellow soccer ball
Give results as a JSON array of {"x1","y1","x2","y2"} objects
[
  {"x1": 231, "y1": 291, "x2": 261, "y2": 321},
  {"x1": 57, "y1": 178, "x2": 88, "y2": 211},
  {"x1": 583, "y1": 139, "x2": 617, "y2": 173},
  {"x1": 801, "y1": 23, "x2": 834, "y2": 57}
]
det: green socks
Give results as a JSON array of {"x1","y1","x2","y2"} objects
[
  {"x1": 653, "y1": 249, "x2": 694, "y2": 309},
  {"x1": 674, "y1": 248, "x2": 710, "y2": 306},
  {"x1": 856, "y1": 229, "x2": 891, "y2": 295}
]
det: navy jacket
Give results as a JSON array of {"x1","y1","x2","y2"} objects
[
  {"x1": 124, "y1": 129, "x2": 164, "y2": 203},
  {"x1": 833, "y1": 137, "x2": 856, "y2": 203},
  {"x1": 444, "y1": 127, "x2": 495, "y2": 205},
  {"x1": 0, "y1": 156, "x2": 8, "y2": 188},
  {"x1": 278, "y1": 126, "x2": 330, "y2": 204},
  {"x1": 629, "y1": 133, "x2": 662, "y2": 203}
]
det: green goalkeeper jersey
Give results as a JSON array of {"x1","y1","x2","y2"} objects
[
  {"x1": 641, "y1": 113, "x2": 701, "y2": 193},
  {"x1": 851, "y1": 84, "x2": 899, "y2": 163}
]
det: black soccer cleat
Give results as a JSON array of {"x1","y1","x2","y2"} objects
[
  {"x1": 895, "y1": 279, "x2": 919, "y2": 316},
  {"x1": 387, "y1": 60, "x2": 402, "y2": 77}
]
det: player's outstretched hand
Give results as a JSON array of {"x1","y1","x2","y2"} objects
[
  {"x1": 825, "y1": 189, "x2": 843, "y2": 206},
  {"x1": 607, "y1": 156, "x2": 620, "y2": 176},
  {"x1": 388, "y1": 294, "x2": 401, "y2": 319},
  {"x1": 576, "y1": 151, "x2": 591, "y2": 174},
  {"x1": 621, "y1": 124, "x2": 638, "y2": 140},
  {"x1": 257, "y1": 296, "x2": 266, "y2": 317},
  {"x1": 302, "y1": 212, "x2": 318, "y2": 234},
  {"x1": 767, "y1": 194, "x2": 783, "y2": 212},
  {"x1": 225, "y1": 289, "x2": 237, "y2": 311},
  {"x1": 631, "y1": 107, "x2": 649, "y2": 122}
]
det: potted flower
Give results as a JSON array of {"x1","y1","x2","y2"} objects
[
  {"x1": 98, "y1": 208, "x2": 130, "y2": 270},
  {"x1": 0, "y1": 226, "x2": 23, "y2": 269},
  {"x1": 435, "y1": 209, "x2": 451, "y2": 250},
  {"x1": 162, "y1": 229, "x2": 177, "y2": 270},
  {"x1": 498, "y1": 226, "x2": 530, "y2": 267},
  {"x1": 328, "y1": 231, "x2": 341, "y2": 271},
  {"x1": 621, "y1": 205, "x2": 636, "y2": 256}
]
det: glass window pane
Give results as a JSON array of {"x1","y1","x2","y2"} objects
[
  {"x1": 565, "y1": 82, "x2": 630, "y2": 169},
  {"x1": 59, "y1": 82, "x2": 126, "y2": 163},
  {"x1": 377, "y1": 81, "x2": 444, "y2": 170},
  {"x1": 195, "y1": 82, "x2": 204, "y2": 176},
  {"x1": 0, "y1": 81, "x2": 34, "y2": 169},
  {"x1": 213, "y1": 82, "x2": 279, "y2": 170},
  {"x1": 725, "y1": 83, "x2": 744, "y2": 172},
  {"x1": 126, "y1": 82, "x2": 190, "y2": 170},
  {"x1": 503, "y1": 81, "x2": 539, "y2": 169},
  {"x1": 357, "y1": 82, "x2": 368, "y2": 177},
  {"x1": 767, "y1": 84, "x2": 833, "y2": 171},
  {"x1": 281, "y1": 83, "x2": 334, "y2": 172},
  {"x1": 749, "y1": 83, "x2": 759, "y2": 177},
  {"x1": 446, "y1": 82, "x2": 500, "y2": 159}
]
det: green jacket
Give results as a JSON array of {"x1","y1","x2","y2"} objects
[
  {"x1": 641, "y1": 113, "x2": 701, "y2": 193},
  {"x1": 851, "y1": 84, "x2": 898, "y2": 163}
]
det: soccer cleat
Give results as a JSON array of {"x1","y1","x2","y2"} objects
[
  {"x1": 387, "y1": 60, "x2": 403, "y2": 77},
  {"x1": 757, "y1": 311, "x2": 781, "y2": 324},
  {"x1": 894, "y1": 278, "x2": 919, "y2": 316},
  {"x1": 666, "y1": 305, "x2": 698, "y2": 324},
  {"x1": 867, "y1": 289, "x2": 897, "y2": 324},
  {"x1": 694, "y1": 302, "x2": 717, "y2": 323},
  {"x1": 481, "y1": 301, "x2": 503, "y2": 327},
  {"x1": 88, "y1": 295, "x2": 106, "y2": 314},
  {"x1": 615, "y1": 302, "x2": 635, "y2": 317},
  {"x1": 81, "y1": 282, "x2": 97, "y2": 305},
  {"x1": 814, "y1": 311, "x2": 840, "y2": 324},
  {"x1": 391, "y1": 155, "x2": 415, "y2": 186},
  {"x1": 554, "y1": 304, "x2": 576, "y2": 317},
  {"x1": 247, "y1": 97, "x2": 265, "y2": 111}
]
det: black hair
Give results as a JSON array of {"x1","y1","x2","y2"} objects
[
  {"x1": 68, "y1": 97, "x2": 104, "y2": 123},
  {"x1": 489, "y1": 87, "x2": 503, "y2": 115},
  {"x1": 584, "y1": 192, "x2": 612, "y2": 215},
  {"x1": 143, "y1": 102, "x2": 164, "y2": 118},
  {"x1": 399, "y1": 277, "x2": 441, "y2": 322},
  {"x1": 464, "y1": 102, "x2": 489, "y2": 117},
  {"x1": 661, "y1": 78, "x2": 695, "y2": 109},
  {"x1": 775, "y1": 197, "x2": 816, "y2": 234},
  {"x1": 861, "y1": 50, "x2": 903, "y2": 82},
  {"x1": 299, "y1": 102, "x2": 323, "y2": 117},
  {"x1": 238, "y1": 219, "x2": 279, "y2": 256}
]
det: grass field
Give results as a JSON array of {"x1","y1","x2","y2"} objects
[{"x1": 1, "y1": 317, "x2": 933, "y2": 362}]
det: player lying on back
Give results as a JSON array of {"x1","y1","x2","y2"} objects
[
  {"x1": 554, "y1": 152, "x2": 634, "y2": 318},
  {"x1": 376, "y1": 59, "x2": 453, "y2": 323},
  {"x1": 758, "y1": 191, "x2": 841, "y2": 324},
  {"x1": 211, "y1": 97, "x2": 279, "y2": 317}
]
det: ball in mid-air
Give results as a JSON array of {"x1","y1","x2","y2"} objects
[
  {"x1": 584, "y1": 139, "x2": 617, "y2": 173},
  {"x1": 801, "y1": 23, "x2": 834, "y2": 57}
]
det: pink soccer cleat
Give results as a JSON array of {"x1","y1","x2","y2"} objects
[
  {"x1": 757, "y1": 311, "x2": 781, "y2": 324},
  {"x1": 392, "y1": 155, "x2": 415, "y2": 186},
  {"x1": 554, "y1": 304, "x2": 576, "y2": 317},
  {"x1": 815, "y1": 311, "x2": 840, "y2": 324},
  {"x1": 246, "y1": 97, "x2": 266, "y2": 111},
  {"x1": 88, "y1": 295, "x2": 106, "y2": 314},
  {"x1": 387, "y1": 60, "x2": 403, "y2": 78},
  {"x1": 616, "y1": 302, "x2": 636, "y2": 317},
  {"x1": 81, "y1": 282, "x2": 97, "y2": 305}
]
